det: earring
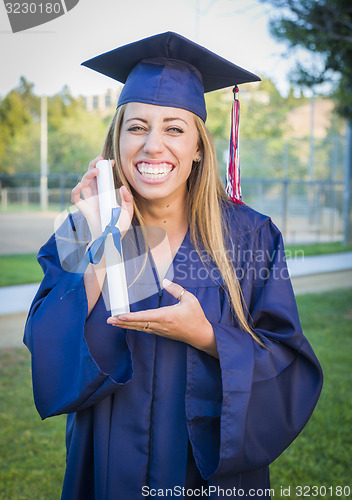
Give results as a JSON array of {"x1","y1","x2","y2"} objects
[{"x1": 195, "y1": 156, "x2": 202, "y2": 163}]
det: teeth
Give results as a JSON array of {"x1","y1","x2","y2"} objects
[{"x1": 137, "y1": 162, "x2": 173, "y2": 178}]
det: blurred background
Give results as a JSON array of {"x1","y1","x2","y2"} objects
[{"x1": 0, "y1": 1, "x2": 351, "y2": 499}]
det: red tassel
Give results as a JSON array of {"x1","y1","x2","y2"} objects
[{"x1": 226, "y1": 86, "x2": 243, "y2": 205}]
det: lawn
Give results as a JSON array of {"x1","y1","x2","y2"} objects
[
  {"x1": 0, "y1": 350, "x2": 66, "y2": 499},
  {"x1": 0, "y1": 288, "x2": 351, "y2": 499},
  {"x1": 285, "y1": 241, "x2": 352, "y2": 258},
  {"x1": 270, "y1": 288, "x2": 352, "y2": 498},
  {"x1": 0, "y1": 254, "x2": 43, "y2": 287}
]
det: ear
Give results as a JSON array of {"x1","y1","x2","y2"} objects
[{"x1": 193, "y1": 146, "x2": 202, "y2": 164}]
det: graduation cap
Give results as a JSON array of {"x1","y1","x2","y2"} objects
[{"x1": 82, "y1": 31, "x2": 261, "y2": 204}]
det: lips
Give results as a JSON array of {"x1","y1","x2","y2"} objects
[{"x1": 136, "y1": 162, "x2": 174, "y2": 180}]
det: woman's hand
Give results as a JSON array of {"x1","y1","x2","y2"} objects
[
  {"x1": 72, "y1": 156, "x2": 134, "y2": 317},
  {"x1": 117, "y1": 185, "x2": 134, "y2": 236},
  {"x1": 71, "y1": 156, "x2": 104, "y2": 239},
  {"x1": 107, "y1": 279, "x2": 219, "y2": 358},
  {"x1": 71, "y1": 156, "x2": 134, "y2": 240}
]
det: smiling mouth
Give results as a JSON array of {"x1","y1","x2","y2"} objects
[{"x1": 136, "y1": 162, "x2": 174, "y2": 179}]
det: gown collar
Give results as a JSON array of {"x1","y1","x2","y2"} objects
[{"x1": 123, "y1": 225, "x2": 224, "y2": 292}]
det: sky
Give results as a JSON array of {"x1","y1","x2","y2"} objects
[{"x1": 0, "y1": 0, "x2": 300, "y2": 98}]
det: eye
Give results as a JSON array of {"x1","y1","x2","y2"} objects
[
  {"x1": 167, "y1": 126, "x2": 184, "y2": 134},
  {"x1": 127, "y1": 125, "x2": 147, "y2": 133}
]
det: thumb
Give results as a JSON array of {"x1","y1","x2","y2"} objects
[
  {"x1": 162, "y1": 279, "x2": 185, "y2": 301},
  {"x1": 120, "y1": 185, "x2": 133, "y2": 204},
  {"x1": 120, "y1": 185, "x2": 134, "y2": 217}
]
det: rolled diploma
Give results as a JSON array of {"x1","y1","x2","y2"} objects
[{"x1": 96, "y1": 159, "x2": 130, "y2": 316}]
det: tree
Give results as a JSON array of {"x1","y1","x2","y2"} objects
[
  {"x1": 14, "y1": 76, "x2": 40, "y2": 118},
  {"x1": 0, "y1": 76, "x2": 40, "y2": 169},
  {"x1": 0, "y1": 90, "x2": 32, "y2": 164},
  {"x1": 48, "y1": 108, "x2": 111, "y2": 175},
  {"x1": 261, "y1": 0, "x2": 352, "y2": 118},
  {"x1": 48, "y1": 85, "x2": 81, "y2": 131}
]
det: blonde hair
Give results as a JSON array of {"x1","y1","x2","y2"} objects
[{"x1": 102, "y1": 104, "x2": 260, "y2": 343}]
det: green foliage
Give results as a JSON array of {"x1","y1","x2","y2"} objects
[
  {"x1": 205, "y1": 90, "x2": 232, "y2": 140},
  {"x1": 48, "y1": 86, "x2": 82, "y2": 131},
  {"x1": 0, "y1": 121, "x2": 40, "y2": 175},
  {"x1": 0, "y1": 77, "x2": 41, "y2": 172},
  {"x1": 48, "y1": 108, "x2": 111, "y2": 174},
  {"x1": 261, "y1": 0, "x2": 352, "y2": 118},
  {"x1": 0, "y1": 76, "x2": 113, "y2": 175},
  {"x1": 14, "y1": 76, "x2": 40, "y2": 118},
  {"x1": 0, "y1": 91, "x2": 32, "y2": 163}
]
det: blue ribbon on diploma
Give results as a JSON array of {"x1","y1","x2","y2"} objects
[
  {"x1": 60, "y1": 207, "x2": 122, "y2": 298},
  {"x1": 87, "y1": 206, "x2": 122, "y2": 264}
]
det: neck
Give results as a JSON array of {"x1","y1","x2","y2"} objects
[{"x1": 137, "y1": 192, "x2": 188, "y2": 235}]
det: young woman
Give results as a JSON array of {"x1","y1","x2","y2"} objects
[{"x1": 24, "y1": 32, "x2": 323, "y2": 500}]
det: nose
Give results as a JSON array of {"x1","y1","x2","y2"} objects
[{"x1": 143, "y1": 129, "x2": 165, "y2": 156}]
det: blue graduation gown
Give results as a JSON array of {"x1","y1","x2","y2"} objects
[{"x1": 24, "y1": 202, "x2": 323, "y2": 500}]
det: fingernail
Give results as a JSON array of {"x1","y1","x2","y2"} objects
[
  {"x1": 163, "y1": 278, "x2": 172, "y2": 287},
  {"x1": 117, "y1": 315, "x2": 128, "y2": 321}
]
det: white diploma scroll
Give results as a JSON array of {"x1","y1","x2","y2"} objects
[{"x1": 96, "y1": 159, "x2": 130, "y2": 316}]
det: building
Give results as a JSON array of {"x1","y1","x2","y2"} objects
[{"x1": 84, "y1": 88, "x2": 121, "y2": 113}]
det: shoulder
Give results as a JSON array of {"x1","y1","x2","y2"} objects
[
  {"x1": 38, "y1": 211, "x2": 90, "y2": 273},
  {"x1": 221, "y1": 199, "x2": 272, "y2": 234},
  {"x1": 220, "y1": 199, "x2": 285, "y2": 256}
]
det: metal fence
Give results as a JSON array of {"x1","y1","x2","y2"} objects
[
  {"x1": 0, "y1": 173, "x2": 80, "y2": 212},
  {"x1": 242, "y1": 178, "x2": 344, "y2": 243},
  {"x1": 0, "y1": 175, "x2": 345, "y2": 245}
]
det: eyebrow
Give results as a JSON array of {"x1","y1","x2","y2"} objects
[
  {"x1": 164, "y1": 117, "x2": 188, "y2": 125},
  {"x1": 125, "y1": 117, "x2": 188, "y2": 125}
]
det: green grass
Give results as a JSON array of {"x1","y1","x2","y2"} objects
[
  {"x1": 1, "y1": 204, "x2": 62, "y2": 213},
  {"x1": 270, "y1": 288, "x2": 352, "y2": 498},
  {"x1": 0, "y1": 254, "x2": 43, "y2": 287},
  {"x1": 285, "y1": 241, "x2": 352, "y2": 258},
  {"x1": 0, "y1": 349, "x2": 66, "y2": 499},
  {"x1": 0, "y1": 288, "x2": 351, "y2": 499},
  {"x1": 0, "y1": 241, "x2": 352, "y2": 288}
]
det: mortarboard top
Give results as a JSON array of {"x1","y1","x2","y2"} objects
[{"x1": 81, "y1": 31, "x2": 260, "y2": 122}]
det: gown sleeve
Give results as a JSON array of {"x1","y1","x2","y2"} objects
[
  {"x1": 23, "y1": 214, "x2": 133, "y2": 420},
  {"x1": 185, "y1": 216, "x2": 323, "y2": 480}
]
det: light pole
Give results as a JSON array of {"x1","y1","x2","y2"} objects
[
  {"x1": 40, "y1": 95, "x2": 48, "y2": 211},
  {"x1": 344, "y1": 119, "x2": 352, "y2": 245}
]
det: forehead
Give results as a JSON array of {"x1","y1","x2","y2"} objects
[{"x1": 123, "y1": 102, "x2": 197, "y2": 124}]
